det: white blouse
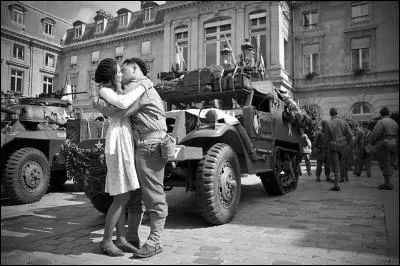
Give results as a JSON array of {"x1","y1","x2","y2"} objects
[{"x1": 99, "y1": 85, "x2": 145, "y2": 109}]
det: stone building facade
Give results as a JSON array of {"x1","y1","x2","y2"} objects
[
  {"x1": 2, "y1": 1, "x2": 398, "y2": 120},
  {"x1": 293, "y1": 1, "x2": 399, "y2": 120},
  {"x1": 1, "y1": 1, "x2": 72, "y2": 97}
]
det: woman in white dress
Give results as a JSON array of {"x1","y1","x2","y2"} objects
[{"x1": 93, "y1": 58, "x2": 145, "y2": 256}]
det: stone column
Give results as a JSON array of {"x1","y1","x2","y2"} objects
[
  {"x1": 190, "y1": 17, "x2": 199, "y2": 70},
  {"x1": 163, "y1": 22, "x2": 171, "y2": 72},
  {"x1": 235, "y1": 8, "x2": 245, "y2": 60},
  {"x1": 269, "y1": 2, "x2": 283, "y2": 67}
]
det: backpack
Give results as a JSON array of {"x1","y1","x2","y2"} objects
[{"x1": 360, "y1": 129, "x2": 371, "y2": 147}]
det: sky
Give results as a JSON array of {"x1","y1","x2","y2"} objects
[{"x1": 20, "y1": 1, "x2": 165, "y2": 24}]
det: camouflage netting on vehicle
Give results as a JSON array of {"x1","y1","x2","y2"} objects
[{"x1": 60, "y1": 140, "x2": 106, "y2": 185}]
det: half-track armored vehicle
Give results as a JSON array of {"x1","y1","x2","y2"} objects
[
  {"x1": 62, "y1": 65, "x2": 305, "y2": 225},
  {"x1": 1, "y1": 91, "x2": 83, "y2": 204}
]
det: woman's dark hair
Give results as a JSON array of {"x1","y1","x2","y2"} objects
[{"x1": 95, "y1": 58, "x2": 118, "y2": 90}]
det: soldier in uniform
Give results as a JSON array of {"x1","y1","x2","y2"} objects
[
  {"x1": 327, "y1": 107, "x2": 354, "y2": 191},
  {"x1": 314, "y1": 120, "x2": 332, "y2": 182},
  {"x1": 369, "y1": 106, "x2": 399, "y2": 190},
  {"x1": 353, "y1": 121, "x2": 372, "y2": 177}
]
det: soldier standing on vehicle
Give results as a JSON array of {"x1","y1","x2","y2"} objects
[
  {"x1": 314, "y1": 120, "x2": 332, "y2": 182},
  {"x1": 353, "y1": 121, "x2": 372, "y2": 177},
  {"x1": 327, "y1": 107, "x2": 354, "y2": 191},
  {"x1": 368, "y1": 106, "x2": 399, "y2": 190},
  {"x1": 301, "y1": 133, "x2": 312, "y2": 175}
]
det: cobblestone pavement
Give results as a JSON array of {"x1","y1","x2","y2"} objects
[{"x1": 1, "y1": 164, "x2": 399, "y2": 265}]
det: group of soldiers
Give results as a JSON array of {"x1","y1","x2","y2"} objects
[{"x1": 311, "y1": 106, "x2": 398, "y2": 191}]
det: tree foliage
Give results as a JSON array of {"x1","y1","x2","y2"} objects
[
  {"x1": 338, "y1": 113, "x2": 358, "y2": 135},
  {"x1": 301, "y1": 103, "x2": 322, "y2": 143}
]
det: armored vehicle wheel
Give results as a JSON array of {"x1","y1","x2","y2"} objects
[
  {"x1": 196, "y1": 143, "x2": 241, "y2": 225},
  {"x1": 50, "y1": 170, "x2": 68, "y2": 187},
  {"x1": 85, "y1": 190, "x2": 113, "y2": 214},
  {"x1": 259, "y1": 148, "x2": 299, "y2": 195},
  {"x1": 2, "y1": 148, "x2": 50, "y2": 204}
]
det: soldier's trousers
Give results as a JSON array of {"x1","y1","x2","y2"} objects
[
  {"x1": 316, "y1": 158, "x2": 331, "y2": 178},
  {"x1": 354, "y1": 149, "x2": 372, "y2": 176},
  {"x1": 126, "y1": 142, "x2": 168, "y2": 246},
  {"x1": 330, "y1": 150, "x2": 344, "y2": 185},
  {"x1": 302, "y1": 153, "x2": 311, "y2": 173},
  {"x1": 377, "y1": 148, "x2": 395, "y2": 178}
]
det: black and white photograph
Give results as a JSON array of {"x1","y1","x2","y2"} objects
[{"x1": 1, "y1": 1, "x2": 399, "y2": 264}]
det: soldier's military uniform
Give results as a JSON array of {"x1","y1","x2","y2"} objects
[
  {"x1": 327, "y1": 108, "x2": 354, "y2": 191},
  {"x1": 353, "y1": 122, "x2": 372, "y2": 177},
  {"x1": 314, "y1": 120, "x2": 332, "y2": 182},
  {"x1": 369, "y1": 107, "x2": 399, "y2": 190}
]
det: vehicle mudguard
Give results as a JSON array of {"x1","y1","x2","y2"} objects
[{"x1": 180, "y1": 123, "x2": 252, "y2": 173}]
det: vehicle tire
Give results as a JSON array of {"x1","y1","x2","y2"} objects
[
  {"x1": 50, "y1": 170, "x2": 68, "y2": 187},
  {"x1": 2, "y1": 148, "x2": 50, "y2": 204},
  {"x1": 85, "y1": 189, "x2": 113, "y2": 214},
  {"x1": 196, "y1": 143, "x2": 241, "y2": 225},
  {"x1": 259, "y1": 148, "x2": 299, "y2": 195}
]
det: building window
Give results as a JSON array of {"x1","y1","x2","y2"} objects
[
  {"x1": 250, "y1": 12, "x2": 267, "y2": 68},
  {"x1": 140, "y1": 41, "x2": 151, "y2": 56},
  {"x1": 144, "y1": 7, "x2": 155, "y2": 22},
  {"x1": 43, "y1": 76, "x2": 53, "y2": 94},
  {"x1": 12, "y1": 9, "x2": 24, "y2": 25},
  {"x1": 303, "y1": 43, "x2": 320, "y2": 75},
  {"x1": 13, "y1": 44, "x2": 24, "y2": 60},
  {"x1": 89, "y1": 75, "x2": 96, "y2": 97},
  {"x1": 351, "y1": 2, "x2": 368, "y2": 23},
  {"x1": 74, "y1": 26, "x2": 82, "y2": 38},
  {"x1": 45, "y1": 53, "x2": 55, "y2": 68},
  {"x1": 175, "y1": 28, "x2": 188, "y2": 69},
  {"x1": 91, "y1": 51, "x2": 99, "y2": 64},
  {"x1": 44, "y1": 22, "x2": 53, "y2": 35},
  {"x1": 304, "y1": 53, "x2": 320, "y2": 75},
  {"x1": 303, "y1": 11, "x2": 318, "y2": 30},
  {"x1": 96, "y1": 20, "x2": 104, "y2": 33},
  {"x1": 351, "y1": 37, "x2": 370, "y2": 70},
  {"x1": 71, "y1": 85, "x2": 77, "y2": 99},
  {"x1": 119, "y1": 13, "x2": 128, "y2": 27},
  {"x1": 204, "y1": 20, "x2": 232, "y2": 66},
  {"x1": 10, "y1": 69, "x2": 24, "y2": 93},
  {"x1": 352, "y1": 102, "x2": 372, "y2": 121},
  {"x1": 70, "y1": 55, "x2": 77, "y2": 68},
  {"x1": 115, "y1": 46, "x2": 124, "y2": 61}
]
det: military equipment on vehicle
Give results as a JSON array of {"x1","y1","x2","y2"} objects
[
  {"x1": 62, "y1": 65, "x2": 304, "y2": 225},
  {"x1": 1, "y1": 91, "x2": 85, "y2": 204}
]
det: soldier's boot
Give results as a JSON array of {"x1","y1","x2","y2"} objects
[
  {"x1": 378, "y1": 175, "x2": 393, "y2": 190},
  {"x1": 331, "y1": 172, "x2": 341, "y2": 191},
  {"x1": 132, "y1": 215, "x2": 165, "y2": 258},
  {"x1": 126, "y1": 212, "x2": 143, "y2": 249},
  {"x1": 316, "y1": 176, "x2": 321, "y2": 182}
]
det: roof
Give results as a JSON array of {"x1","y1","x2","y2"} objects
[{"x1": 63, "y1": 9, "x2": 164, "y2": 45}]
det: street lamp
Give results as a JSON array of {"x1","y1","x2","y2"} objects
[
  {"x1": 241, "y1": 38, "x2": 255, "y2": 68},
  {"x1": 220, "y1": 44, "x2": 233, "y2": 69}
]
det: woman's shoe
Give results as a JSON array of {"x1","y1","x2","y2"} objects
[{"x1": 99, "y1": 241, "x2": 124, "y2": 257}]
